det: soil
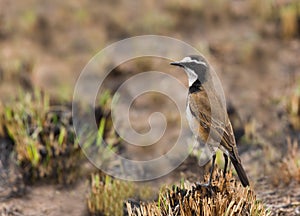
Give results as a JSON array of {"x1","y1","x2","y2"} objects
[{"x1": 0, "y1": 182, "x2": 88, "y2": 216}]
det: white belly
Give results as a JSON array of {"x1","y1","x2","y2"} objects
[{"x1": 186, "y1": 104, "x2": 199, "y2": 136}]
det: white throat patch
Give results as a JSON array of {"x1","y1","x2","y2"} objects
[{"x1": 185, "y1": 67, "x2": 198, "y2": 86}]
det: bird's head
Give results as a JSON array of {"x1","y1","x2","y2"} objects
[{"x1": 170, "y1": 55, "x2": 208, "y2": 86}]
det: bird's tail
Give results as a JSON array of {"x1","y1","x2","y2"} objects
[{"x1": 230, "y1": 157, "x2": 250, "y2": 187}]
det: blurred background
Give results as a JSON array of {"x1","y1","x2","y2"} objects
[{"x1": 0, "y1": 0, "x2": 300, "y2": 215}]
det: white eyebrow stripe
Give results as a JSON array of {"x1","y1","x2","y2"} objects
[{"x1": 180, "y1": 57, "x2": 207, "y2": 67}]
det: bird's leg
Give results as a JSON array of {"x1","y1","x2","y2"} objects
[
  {"x1": 196, "y1": 154, "x2": 216, "y2": 188},
  {"x1": 223, "y1": 153, "x2": 228, "y2": 178},
  {"x1": 207, "y1": 154, "x2": 216, "y2": 186}
]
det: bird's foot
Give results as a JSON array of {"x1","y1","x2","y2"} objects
[
  {"x1": 194, "y1": 182, "x2": 215, "y2": 196},
  {"x1": 195, "y1": 182, "x2": 210, "y2": 187}
]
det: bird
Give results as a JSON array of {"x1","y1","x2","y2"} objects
[{"x1": 170, "y1": 55, "x2": 249, "y2": 187}]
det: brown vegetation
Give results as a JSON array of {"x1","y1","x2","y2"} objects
[{"x1": 127, "y1": 169, "x2": 268, "y2": 216}]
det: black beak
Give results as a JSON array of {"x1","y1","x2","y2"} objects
[{"x1": 170, "y1": 62, "x2": 184, "y2": 67}]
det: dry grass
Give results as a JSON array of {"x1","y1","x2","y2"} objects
[
  {"x1": 87, "y1": 174, "x2": 135, "y2": 216},
  {"x1": 256, "y1": 138, "x2": 300, "y2": 215},
  {"x1": 127, "y1": 169, "x2": 269, "y2": 216},
  {"x1": 279, "y1": 1, "x2": 300, "y2": 39},
  {"x1": 287, "y1": 84, "x2": 300, "y2": 130},
  {"x1": 87, "y1": 173, "x2": 156, "y2": 216},
  {"x1": 271, "y1": 138, "x2": 300, "y2": 186},
  {"x1": 250, "y1": 0, "x2": 276, "y2": 21},
  {"x1": 251, "y1": 0, "x2": 300, "y2": 39}
]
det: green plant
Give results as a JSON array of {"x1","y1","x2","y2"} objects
[
  {"x1": 0, "y1": 89, "x2": 81, "y2": 184},
  {"x1": 20, "y1": 9, "x2": 38, "y2": 32},
  {"x1": 82, "y1": 90, "x2": 120, "y2": 165},
  {"x1": 98, "y1": 90, "x2": 113, "y2": 113}
]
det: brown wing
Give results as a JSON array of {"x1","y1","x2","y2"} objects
[
  {"x1": 189, "y1": 90, "x2": 249, "y2": 186},
  {"x1": 188, "y1": 91, "x2": 240, "y2": 162}
]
